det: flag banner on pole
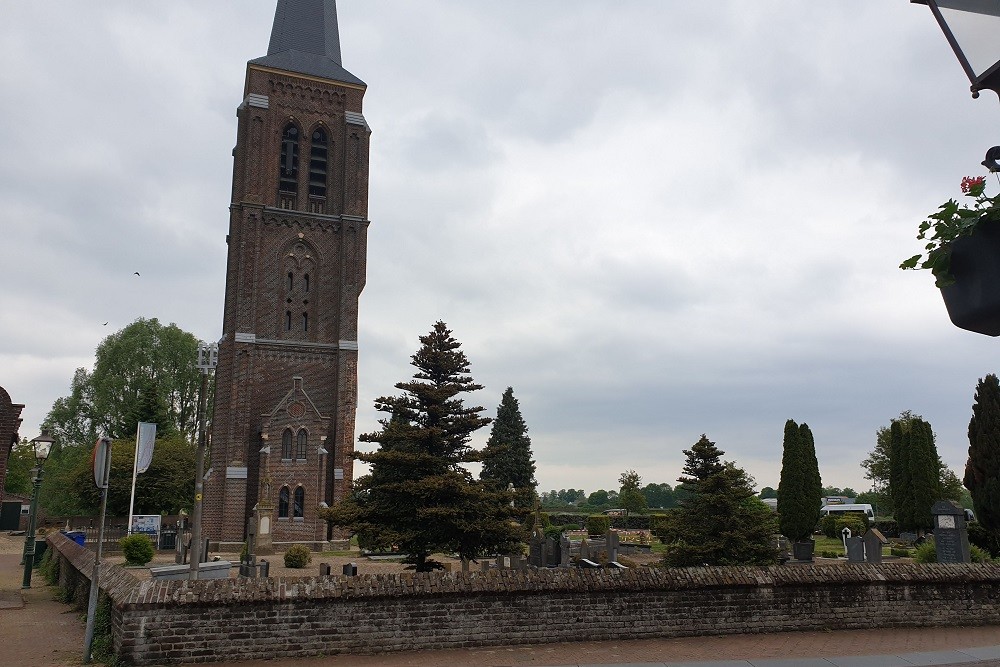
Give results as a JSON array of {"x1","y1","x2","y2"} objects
[{"x1": 136, "y1": 422, "x2": 157, "y2": 473}]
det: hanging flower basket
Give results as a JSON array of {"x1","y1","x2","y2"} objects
[
  {"x1": 901, "y1": 176, "x2": 1000, "y2": 335},
  {"x1": 940, "y1": 219, "x2": 1000, "y2": 336}
]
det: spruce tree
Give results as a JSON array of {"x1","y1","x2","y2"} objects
[
  {"x1": 480, "y1": 387, "x2": 537, "y2": 510},
  {"x1": 777, "y1": 419, "x2": 811, "y2": 541},
  {"x1": 663, "y1": 435, "x2": 778, "y2": 566},
  {"x1": 966, "y1": 374, "x2": 1000, "y2": 544},
  {"x1": 889, "y1": 420, "x2": 911, "y2": 528},
  {"x1": 323, "y1": 322, "x2": 524, "y2": 570}
]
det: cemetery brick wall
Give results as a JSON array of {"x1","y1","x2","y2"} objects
[{"x1": 47, "y1": 533, "x2": 1000, "y2": 666}]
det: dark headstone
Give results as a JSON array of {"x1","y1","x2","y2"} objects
[
  {"x1": 846, "y1": 536, "x2": 865, "y2": 563},
  {"x1": 319, "y1": 562, "x2": 331, "y2": 576},
  {"x1": 932, "y1": 500, "x2": 971, "y2": 564},
  {"x1": 342, "y1": 562, "x2": 357, "y2": 576},
  {"x1": 864, "y1": 528, "x2": 887, "y2": 564}
]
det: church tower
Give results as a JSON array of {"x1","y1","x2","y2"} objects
[{"x1": 204, "y1": 0, "x2": 370, "y2": 545}]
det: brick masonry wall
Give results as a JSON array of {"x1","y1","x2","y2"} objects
[
  {"x1": 46, "y1": 533, "x2": 1000, "y2": 666},
  {"x1": 0, "y1": 385, "x2": 24, "y2": 507}
]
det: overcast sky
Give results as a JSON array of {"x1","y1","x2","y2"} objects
[{"x1": 3, "y1": 1, "x2": 1000, "y2": 497}]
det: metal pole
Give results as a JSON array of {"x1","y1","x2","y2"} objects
[
  {"x1": 21, "y1": 466, "x2": 43, "y2": 589},
  {"x1": 189, "y1": 369, "x2": 208, "y2": 580},
  {"x1": 83, "y1": 439, "x2": 112, "y2": 664}
]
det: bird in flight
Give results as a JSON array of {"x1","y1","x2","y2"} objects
[
  {"x1": 134, "y1": 271, "x2": 140, "y2": 276},
  {"x1": 103, "y1": 322, "x2": 108, "y2": 326}
]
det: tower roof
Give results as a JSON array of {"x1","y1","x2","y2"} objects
[{"x1": 249, "y1": 0, "x2": 365, "y2": 87}]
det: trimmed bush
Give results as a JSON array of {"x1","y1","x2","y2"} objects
[
  {"x1": 835, "y1": 514, "x2": 868, "y2": 537},
  {"x1": 586, "y1": 514, "x2": 610, "y2": 536},
  {"x1": 120, "y1": 534, "x2": 155, "y2": 566},
  {"x1": 820, "y1": 515, "x2": 838, "y2": 538},
  {"x1": 967, "y1": 521, "x2": 1000, "y2": 557},
  {"x1": 284, "y1": 544, "x2": 312, "y2": 568}
]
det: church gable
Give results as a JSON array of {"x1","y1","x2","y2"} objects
[{"x1": 260, "y1": 376, "x2": 329, "y2": 461}]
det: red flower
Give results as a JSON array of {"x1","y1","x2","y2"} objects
[{"x1": 962, "y1": 175, "x2": 986, "y2": 194}]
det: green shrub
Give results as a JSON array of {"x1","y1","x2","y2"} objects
[
  {"x1": 834, "y1": 514, "x2": 867, "y2": 537},
  {"x1": 119, "y1": 534, "x2": 155, "y2": 566},
  {"x1": 563, "y1": 523, "x2": 581, "y2": 531},
  {"x1": 914, "y1": 539, "x2": 936, "y2": 563},
  {"x1": 39, "y1": 545, "x2": 59, "y2": 585},
  {"x1": 890, "y1": 547, "x2": 912, "y2": 557},
  {"x1": 586, "y1": 514, "x2": 610, "y2": 536},
  {"x1": 649, "y1": 513, "x2": 673, "y2": 540},
  {"x1": 967, "y1": 521, "x2": 1000, "y2": 557},
  {"x1": 914, "y1": 538, "x2": 991, "y2": 563},
  {"x1": 284, "y1": 544, "x2": 312, "y2": 568},
  {"x1": 971, "y1": 545, "x2": 993, "y2": 563},
  {"x1": 538, "y1": 512, "x2": 551, "y2": 528},
  {"x1": 820, "y1": 515, "x2": 838, "y2": 538}
]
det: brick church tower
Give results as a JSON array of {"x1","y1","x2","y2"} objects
[{"x1": 204, "y1": 0, "x2": 370, "y2": 545}]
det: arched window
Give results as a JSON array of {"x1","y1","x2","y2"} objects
[
  {"x1": 279, "y1": 125, "x2": 299, "y2": 193},
  {"x1": 303, "y1": 273, "x2": 309, "y2": 292},
  {"x1": 281, "y1": 429, "x2": 292, "y2": 460},
  {"x1": 293, "y1": 487, "x2": 305, "y2": 518},
  {"x1": 296, "y1": 429, "x2": 307, "y2": 459},
  {"x1": 287, "y1": 272, "x2": 294, "y2": 291},
  {"x1": 285, "y1": 311, "x2": 292, "y2": 331},
  {"x1": 309, "y1": 128, "x2": 328, "y2": 197},
  {"x1": 278, "y1": 486, "x2": 290, "y2": 518},
  {"x1": 302, "y1": 312, "x2": 308, "y2": 332}
]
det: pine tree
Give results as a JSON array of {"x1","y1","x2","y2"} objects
[
  {"x1": 966, "y1": 374, "x2": 1000, "y2": 545},
  {"x1": 323, "y1": 322, "x2": 525, "y2": 570},
  {"x1": 777, "y1": 419, "x2": 811, "y2": 541},
  {"x1": 480, "y1": 387, "x2": 537, "y2": 510},
  {"x1": 663, "y1": 435, "x2": 778, "y2": 566}
]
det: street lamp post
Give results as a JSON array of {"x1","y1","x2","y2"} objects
[
  {"x1": 189, "y1": 342, "x2": 218, "y2": 580},
  {"x1": 21, "y1": 429, "x2": 55, "y2": 589}
]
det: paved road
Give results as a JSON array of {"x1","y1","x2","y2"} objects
[{"x1": 2, "y1": 534, "x2": 1000, "y2": 667}]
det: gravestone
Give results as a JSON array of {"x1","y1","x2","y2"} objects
[
  {"x1": 932, "y1": 500, "x2": 971, "y2": 564},
  {"x1": 845, "y1": 536, "x2": 865, "y2": 563},
  {"x1": 606, "y1": 530, "x2": 620, "y2": 563},
  {"x1": 864, "y1": 528, "x2": 887, "y2": 564}
]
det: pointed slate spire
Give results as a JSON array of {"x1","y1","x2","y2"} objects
[{"x1": 250, "y1": 0, "x2": 364, "y2": 87}]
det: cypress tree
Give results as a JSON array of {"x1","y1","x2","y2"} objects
[
  {"x1": 799, "y1": 422, "x2": 822, "y2": 533},
  {"x1": 480, "y1": 387, "x2": 537, "y2": 510},
  {"x1": 966, "y1": 374, "x2": 1000, "y2": 544},
  {"x1": 908, "y1": 418, "x2": 940, "y2": 532},
  {"x1": 323, "y1": 321, "x2": 525, "y2": 570},
  {"x1": 889, "y1": 420, "x2": 911, "y2": 529},
  {"x1": 778, "y1": 419, "x2": 811, "y2": 541}
]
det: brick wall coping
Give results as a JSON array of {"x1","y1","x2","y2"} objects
[{"x1": 48, "y1": 532, "x2": 1000, "y2": 609}]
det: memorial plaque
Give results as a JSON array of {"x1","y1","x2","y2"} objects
[{"x1": 932, "y1": 500, "x2": 971, "y2": 564}]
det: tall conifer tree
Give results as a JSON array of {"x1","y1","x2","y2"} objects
[
  {"x1": 966, "y1": 374, "x2": 1000, "y2": 543},
  {"x1": 799, "y1": 422, "x2": 822, "y2": 532},
  {"x1": 480, "y1": 387, "x2": 537, "y2": 510},
  {"x1": 323, "y1": 322, "x2": 524, "y2": 570},
  {"x1": 663, "y1": 435, "x2": 777, "y2": 566},
  {"x1": 778, "y1": 419, "x2": 811, "y2": 541}
]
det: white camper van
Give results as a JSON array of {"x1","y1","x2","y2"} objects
[{"x1": 819, "y1": 503, "x2": 874, "y2": 519}]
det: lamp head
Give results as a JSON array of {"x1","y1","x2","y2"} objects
[
  {"x1": 31, "y1": 429, "x2": 55, "y2": 464},
  {"x1": 913, "y1": 0, "x2": 1000, "y2": 99}
]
